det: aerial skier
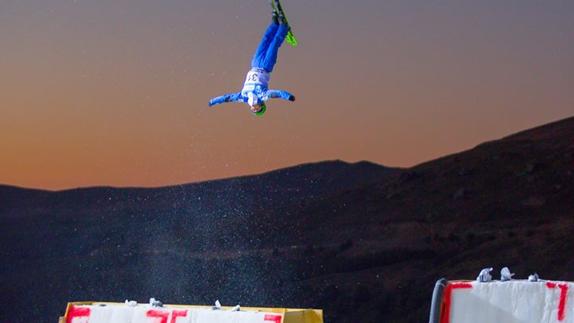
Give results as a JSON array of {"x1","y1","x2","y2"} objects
[{"x1": 208, "y1": 0, "x2": 298, "y2": 116}]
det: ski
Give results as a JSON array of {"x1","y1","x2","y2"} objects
[{"x1": 271, "y1": 0, "x2": 298, "y2": 47}]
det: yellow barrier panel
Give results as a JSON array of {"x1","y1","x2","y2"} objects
[{"x1": 284, "y1": 308, "x2": 324, "y2": 323}]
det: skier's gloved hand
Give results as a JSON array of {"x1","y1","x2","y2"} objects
[
  {"x1": 477, "y1": 267, "x2": 493, "y2": 282},
  {"x1": 149, "y1": 298, "x2": 163, "y2": 307},
  {"x1": 500, "y1": 267, "x2": 515, "y2": 281},
  {"x1": 528, "y1": 273, "x2": 540, "y2": 282},
  {"x1": 125, "y1": 300, "x2": 137, "y2": 307}
]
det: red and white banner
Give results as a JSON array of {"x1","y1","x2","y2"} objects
[
  {"x1": 65, "y1": 304, "x2": 283, "y2": 323},
  {"x1": 441, "y1": 280, "x2": 574, "y2": 323}
]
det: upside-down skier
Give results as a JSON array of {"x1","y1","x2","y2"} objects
[{"x1": 208, "y1": 2, "x2": 296, "y2": 116}]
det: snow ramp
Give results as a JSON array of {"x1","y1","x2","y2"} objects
[
  {"x1": 429, "y1": 279, "x2": 574, "y2": 323},
  {"x1": 59, "y1": 302, "x2": 323, "y2": 323}
]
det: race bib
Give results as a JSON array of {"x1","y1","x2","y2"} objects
[{"x1": 243, "y1": 68, "x2": 270, "y2": 88}]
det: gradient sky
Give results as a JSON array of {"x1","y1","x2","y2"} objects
[{"x1": 0, "y1": 0, "x2": 572, "y2": 190}]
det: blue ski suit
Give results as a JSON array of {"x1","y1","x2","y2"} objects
[{"x1": 208, "y1": 22, "x2": 295, "y2": 108}]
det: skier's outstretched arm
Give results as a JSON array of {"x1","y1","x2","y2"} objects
[
  {"x1": 266, "y1": 89, "x2": 295, "y2": 102},
  {"x1": 208, "y1": 93, "x2": 243, "y2": 107}
]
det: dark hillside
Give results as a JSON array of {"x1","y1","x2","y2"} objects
[{"x1": 1, "y1": 117, "x2": 573, "y2": 322}]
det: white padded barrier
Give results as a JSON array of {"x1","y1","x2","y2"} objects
[
  {"x1": 64, "y1": 304, "x2": 283, "y2": 323},
  {"x1": 440, "y1": 280, "x2": 574, "y2": 323}
]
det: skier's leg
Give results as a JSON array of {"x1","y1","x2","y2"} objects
[
  {"x1": 261, "y1": 23, "x2": 289, "y2": 72},
  {"x1": 251, "y1": 22, "x2": 279, "y2": 69}
]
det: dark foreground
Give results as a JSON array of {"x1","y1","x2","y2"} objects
[{"x1": 1, "y1": 116, "x2": 573, "y2": 323}]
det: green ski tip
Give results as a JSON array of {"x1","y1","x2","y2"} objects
[{"x1": 287, "y1": 31, "x2": 298, "y2": 47}]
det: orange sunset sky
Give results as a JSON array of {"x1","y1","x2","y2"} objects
[{"x1": 0, "y1": 0, "x2": 572, "y2": 190}]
